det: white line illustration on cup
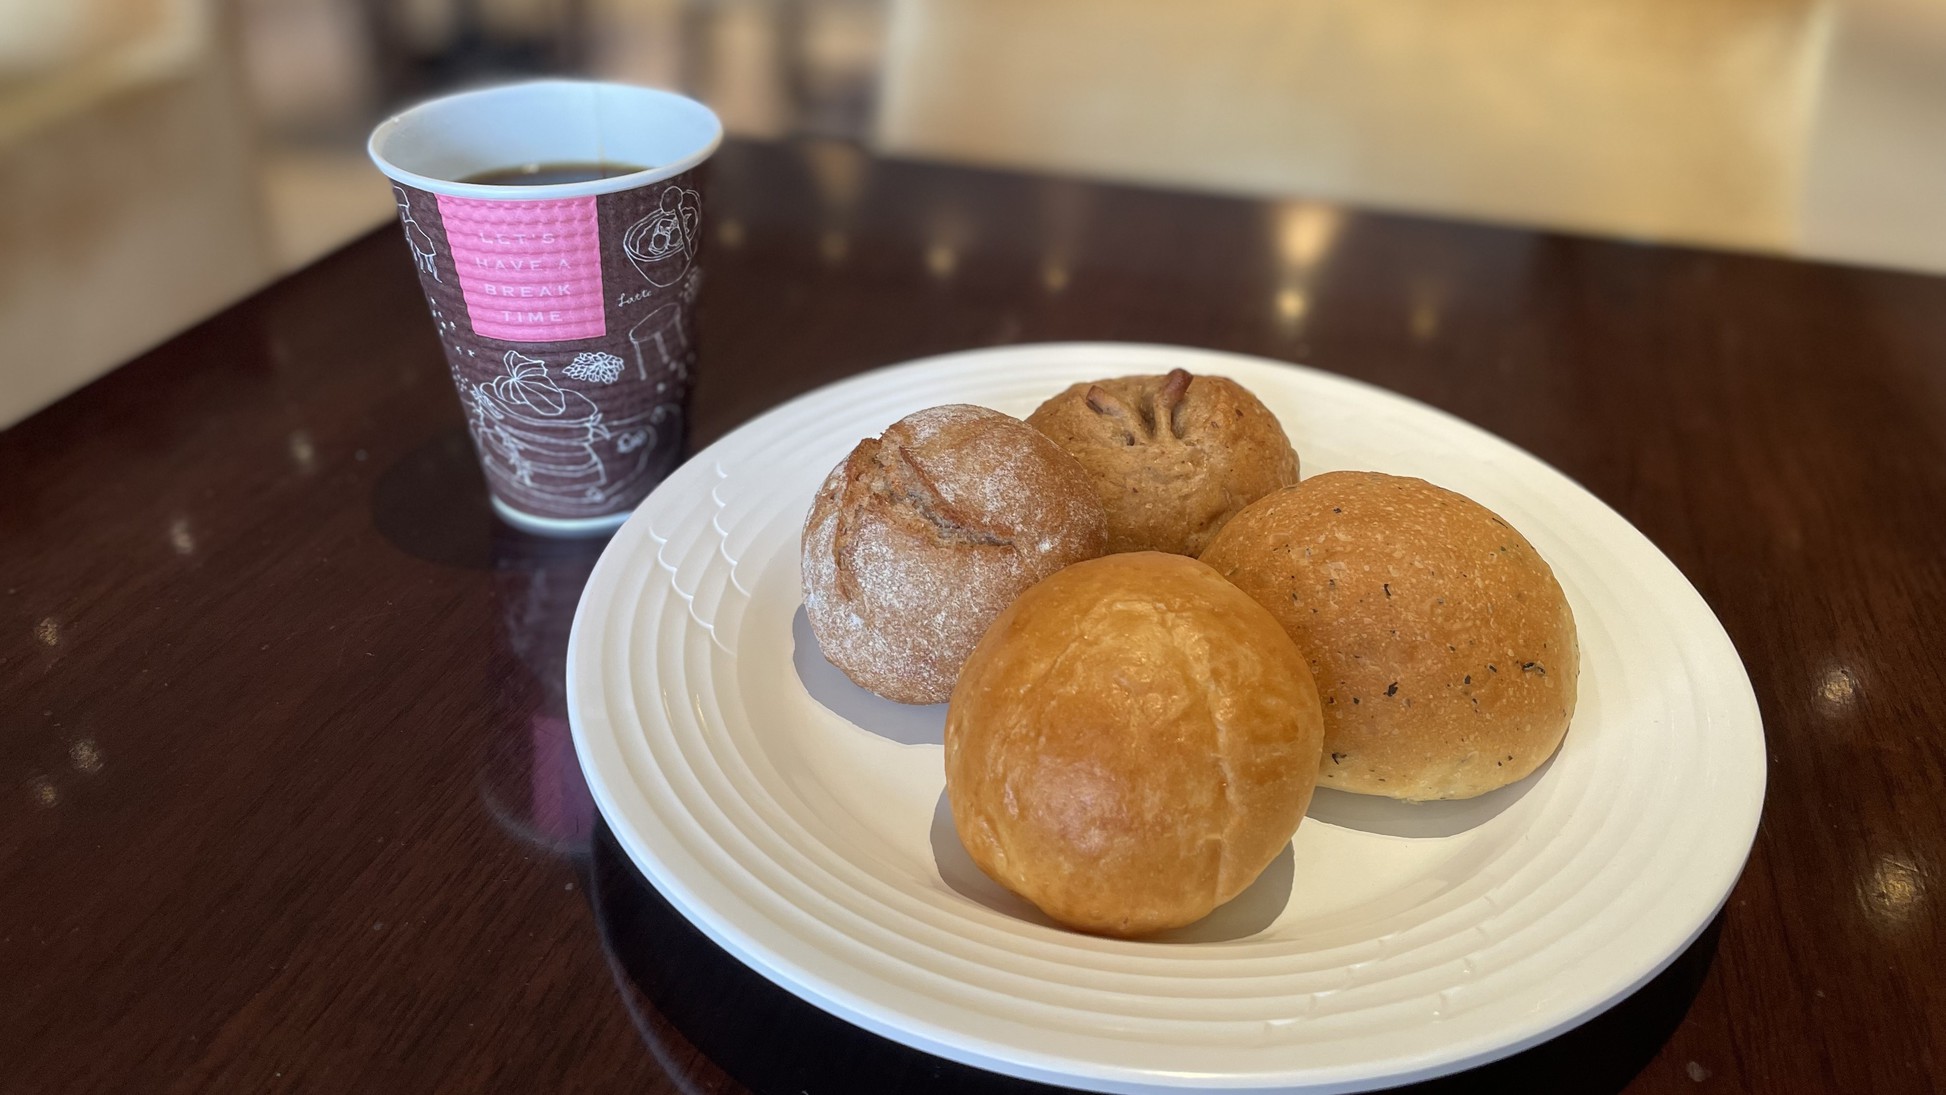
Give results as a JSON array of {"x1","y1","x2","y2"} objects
[
  {"x1": 394, "y1": 185, "x2": 440, "y2": 281},
  {"x1": 470, "y1": 350, "x2": 673, "y2": 515},
  {"x1": 627, "y1": 300, "x2": 693, "y2": 385},
  {"x1": 622, "y1": 186, "x2": 703, "y2": 288},
  {"x1": 564, "y1": 351, "x2": 626, "y2": 385},
  {"x1": 470, "y1": 350, "x2": 604, "y2": 506}
]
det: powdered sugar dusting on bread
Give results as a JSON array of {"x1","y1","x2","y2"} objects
[{"x1": 802, "y1": 404, "x2": 1108, "y2": 704}]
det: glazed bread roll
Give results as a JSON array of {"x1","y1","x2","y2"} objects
[
  {"x1": 802, "y1": 404, "x2": 1107, "y2": 705},
  {"x1": 946, "y1": 552, "x2": 1325, "y2": 937},
  {"x1": 1026, "y1": 368, "x2": 1299, "y2": 556},
  {"x1": 1201, "y1": 471, "x2": 1578, "y2": 801}
]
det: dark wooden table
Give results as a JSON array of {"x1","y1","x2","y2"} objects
[{"x1": 3, "y1": 138, "x2": 1942, "y2": 1094}]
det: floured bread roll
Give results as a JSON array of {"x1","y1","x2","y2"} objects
[
  {"x1": 802, "y1": 404, "x2": 1107, "y2": 705},
  {"x1": 1026, "y1": 368, "x2": 1299, "y2": 556},
  {"x1": 1201, "y1": 471, "x2": 1579, "y2": 801},
  {"x1": 946, "y1": 552, "x2": 1325, "y2": 937}
]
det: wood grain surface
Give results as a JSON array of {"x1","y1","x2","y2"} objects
[{"x1": 1, "y1": 139, "x2": 1940, "y2": 1093}]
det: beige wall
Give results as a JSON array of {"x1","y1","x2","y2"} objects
[
  {"x1": 877, "y1": 0, "x2": 1833, "y2": 253},
  {"x1": 0, "y1": 0, "x2": 269, "y2": 428}
]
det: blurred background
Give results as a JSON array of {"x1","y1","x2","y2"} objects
[{"x1": 4, "y1": 0, "x2": 1945, "y2": 427}]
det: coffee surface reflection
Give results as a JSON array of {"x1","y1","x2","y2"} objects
[{"x1": 463, "y1": 161, "x2": 650, "y2": 186}]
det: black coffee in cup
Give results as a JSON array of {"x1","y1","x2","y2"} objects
[{"x1": 464, "y1": 162, "x2": 650, "y2": 186}]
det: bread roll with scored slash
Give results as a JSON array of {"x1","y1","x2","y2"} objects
[
  {"x1": 946, "y1": 552, "x2": 1325, "y2": 937},
  {"x1": 1026, "y1": 368, "x2": 1300, "y2": 556},
  {"x1": 802, "y1": 404, "x2": 1108, "y2": 705},
  {"x1": 1200, "y1": 471, "x2": 1579, "y2": 801}
]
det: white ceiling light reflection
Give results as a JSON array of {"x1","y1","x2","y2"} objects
[
  {"x1": 820, "y1": 231, "x2": 849, "y2": 265},
  {"x1": 288, "y1": 431, "x2": 317, "y2": 473},
  {"x1": 169, "y1": 517, "x2": 195, "y2": 556},
  {"x1": 1269, "y1": 204, "x2": 1338, "y2": 337},
  {"x1": 1276, "y1": 288, "x2": 1309, "y2": 323},
  {"x1": 35, "y1": 617, "x2": 58, "y2": 646},
  {"x1": 29, "y1": 774, "x2": 58, "y2": 808},
  {"x1": 926, "y1": 243, "x2": 958, "y2": 279},
  {"x1": 1275, "y1": 203, "x2": 1342, "y2": 273},
  {"x1": 802, "y1": 140, "x2": 867, "y2": 212},
  {"x1": 1041, "y1": 261, "x2": 1070, "y2": 294},
  {"x1": 1817, "y1": 665, "x2": 1859, "y2": 709},
  {"x1": 70, "y1": 739, "x2": 103, "y2": 775},
  {"x1": 1860, "y1": 854, "x2": 1928, "y2": 928},
  {"x1": 1036, "y1": 181, "x2": 1089, "y2": 298},
  {"x1": 1407, "y1": 279, "x2": 1447, "y2": 343},
  {"x1": 1411, "y1": 299, "x2": 1441, "y2": 342}
]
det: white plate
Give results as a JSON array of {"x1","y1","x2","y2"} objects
[{"x1": 568, "y1": 343, "x2": 1765, "y2": 1093}]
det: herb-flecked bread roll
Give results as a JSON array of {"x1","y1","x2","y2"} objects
[
  {"x1": 1026, "y1": 368, "x2": 1299, "y2": 556},
  {"x1": 1200, "y1": 471, "x2": 1578, "y2": 801},
  {"x1": 945, "y1": 552, "x2": 1325, "y2": 937},
  {"x1": 802, "y1": 404, "x2": 1107, "y2": 705}
]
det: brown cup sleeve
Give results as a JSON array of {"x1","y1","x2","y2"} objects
[{"x1": 389, "y1": 167, "x2": 705, "y2": 522}]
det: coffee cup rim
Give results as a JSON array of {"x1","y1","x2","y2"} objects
[{"x1": 367, "y1": 79, "x2": 724, "y2": 201}]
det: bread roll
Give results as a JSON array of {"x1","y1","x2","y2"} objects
[
  {"x1": 1200, "y1": 471, "x2": 1578, "y2": 801},
  {"x1": 802, "y1": 404, "x2": 1107, "y2": 705},
  {"x1": 945, "y1": 552, "x2": 1325, "y2": 936},
  {"x1": 1026, "y1": 368, "x2": 1299, "y2": 556}
]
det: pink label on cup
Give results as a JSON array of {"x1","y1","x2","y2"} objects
[{"x1": 437, "y1": 195, "x2": 606, "y2": 342}]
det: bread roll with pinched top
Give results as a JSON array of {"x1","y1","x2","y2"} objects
[
  {"x1": 945, "y1": 552, "x2": 1325, "y2": 937},
  {"x1": 802, "y1": 404, "x2": 1107, "y2": 705},
  {"x1": 1026, "y1": 368, "x2": 1299, "y2": 556},
  {"x1": 1200, "y1": 471, "x2": 1579, "y2": 801}
]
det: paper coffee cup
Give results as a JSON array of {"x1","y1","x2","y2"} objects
[{"x1": 368, "y1": 80, "x2": 722, "y2": 535}]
